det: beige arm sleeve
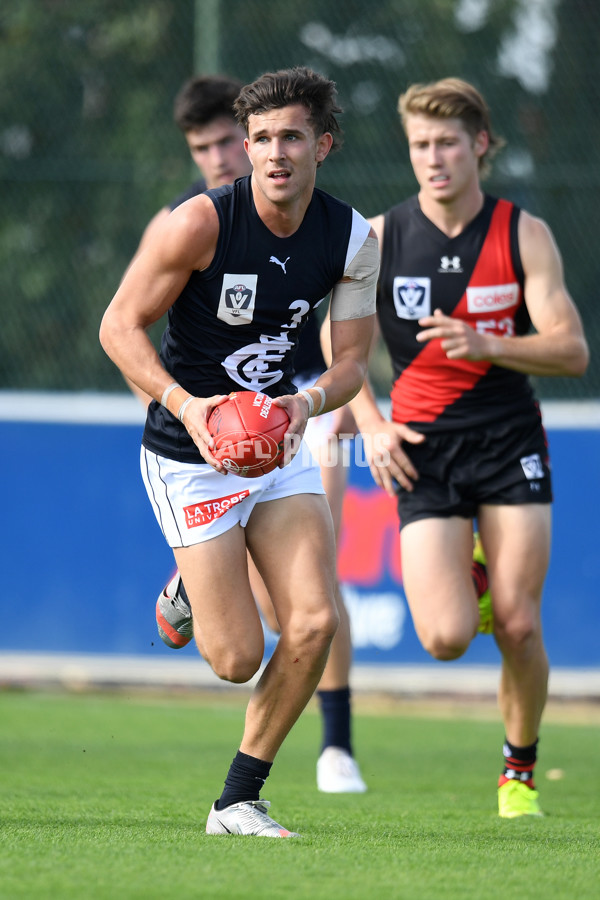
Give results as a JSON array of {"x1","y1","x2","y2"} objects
[{"x1": 329, "y1": 235, "x2": 379, "y2": 321}]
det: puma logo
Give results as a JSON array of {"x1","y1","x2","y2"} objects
[{"x1": 269, "y1": 255, "x2": 290, "y2": 274}]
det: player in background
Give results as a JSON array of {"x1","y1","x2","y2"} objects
[
  {"x1": 122, "y1": 75, "x2": 250, "y2": 403},
  {"x1": 131, "y1": 73, "x2": 366, "y2": 794},
  {"x1": 135, "y1": 75, "x2": 250, "y2": 254},
  {"x1": 348, "y1": 77, "x2": 588, "y2": 818},
  {"x1": 100, "y1": 67, "x2": 378, "y2": 837}
]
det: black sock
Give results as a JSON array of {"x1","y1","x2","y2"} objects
[
  {"x1": 500, "y1": 737, "x2": 538, "y2": 788},
  {"x1": 317, "y1": 687, "x2": 352, "y2": 756},
  {"x1": 215, "y1": 750, "x2": 272, "y2": 810}
]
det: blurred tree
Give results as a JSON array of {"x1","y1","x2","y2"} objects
[
  {"x1": 0, "y1": 0, "x2": 194, "y2": 390},
  {"x1": 0, "y1": 0, "x2": 597, "y2": 397}
]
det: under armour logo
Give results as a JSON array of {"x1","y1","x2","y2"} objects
[
  {"x1": 269, "y1": 255, "x2": 290, "y2": 274},
  {"x1": 439, "y1": 255, "x2": 462, "y2": 273}
]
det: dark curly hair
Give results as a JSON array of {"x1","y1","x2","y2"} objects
[{"x1": 234, "y1": 66, "x2": 343, "y2": 154}]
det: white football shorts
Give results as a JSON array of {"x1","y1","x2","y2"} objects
[{"x1": 140, "y1": 444, "x2": 324, "y2": 548}]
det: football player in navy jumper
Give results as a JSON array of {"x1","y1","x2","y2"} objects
[
  {"x1": 100, "y1": 67, "x2": 378, "y2": 837},
  {"x1": 349, "y1": 77, "x2": 588, "y2": 819},
  {"x1": 128, "y1": 73, "x2": 367, "y2": 795}
]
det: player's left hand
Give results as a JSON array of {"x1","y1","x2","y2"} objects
[
  {"x1": 273, "y1": 393, "x2": 310, "y2": 467},
  {"x1": 417, "y1": 308, "x2": 490, "y2": 360}
]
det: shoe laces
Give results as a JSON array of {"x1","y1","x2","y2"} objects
[{"x1": 238, "y1": 800, "x2": 292, "y2": 836}]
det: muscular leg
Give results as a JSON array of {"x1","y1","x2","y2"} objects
[
  {"x1": 174, "y1": 526, "x2": 265, "y2": 683},
  {"x1": 177, "y1": 494, "x2": 337, "y2": 765},
  {"x1": 400, "y1": 516, "x2": 479, "y2": 660},
  {"x1": 251, "y1": 434, "x2": 351, "y2": 688},
  {"x1": 478, "y1": 504, "x2": 550, "y2": 747},
  {"x1": 249, "y1": 554, "x2": 280, "y2": 633},
  {"x1": 242, "y1": 493, "x2": 339, "y2": 761},
  {"x1": 249, "y1": 430, "x2": 364, "y2": 789}
]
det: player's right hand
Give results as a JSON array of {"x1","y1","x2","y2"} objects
[
  {"x1": 180, "y1": 393, "x2": 229, "y2": 472},
  {"x1": 361, "y1": 419, "x2": 424, "y2": 496}
]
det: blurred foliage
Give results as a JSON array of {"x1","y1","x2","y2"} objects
[{"x1": 0, "y1": 0, "x2": 597, "y2": 397}]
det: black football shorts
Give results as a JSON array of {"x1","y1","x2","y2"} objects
[{"x1": 395, "y1": 413, "x2": 553, "y2": 530}]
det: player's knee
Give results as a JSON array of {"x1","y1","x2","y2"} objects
[
  {"x1": 208, "y1": 645, "x2": 263, "y2": 684},
  {"x1": 419, "y1": 622, "x2": 472, "y2": 661},
  {"x1": 286, "y1": 604, "x2": 339, "y2": 656},
  {"x1": 495, "y1": 608, "x2": 540, "y2": 655},
  {"x1": 427, "y1": 638, "x2": 469, "y2": 662}
]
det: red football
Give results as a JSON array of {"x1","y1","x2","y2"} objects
[{"x1": 207, "y1": 391, "x2": 290, "y2": 478}]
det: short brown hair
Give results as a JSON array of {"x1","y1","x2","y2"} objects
[
  {"x1": 234, "y1": 66, "x2": 343, "y2": 155},
  {"x1": 173, "y1": 74, "x2": 243, "y2": 132},
  {"x1": 398, "y1": 77, "x2": 505, "y2": 175}
]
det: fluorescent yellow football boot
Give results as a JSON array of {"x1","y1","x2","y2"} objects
[
  {"x1": 498, "y1": 780, "x2": 544, "y2": 818},
  {"x1": 473, "y1": 532, "x2": 493, "y2": 634}
]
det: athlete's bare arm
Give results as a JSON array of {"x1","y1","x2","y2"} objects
[
  {"x1": 318, "y1": 313, "x2": 375, "y2": 404},
  {"x1": 347, "y1": 310, "x2": 424, "y2": 496},
  {"x1": 341, "y1": 216, "x2": 424, "y2": 496},
  {"x1": 276, "y1": 227, "x2": 379, "y2": 441},
  {"x1": 135, "y1": 206, "x2": 171, "y2": 259},
  {"x1": 100, "y1": 193, "x2": 230, "y2": 467},
  {"x1": 118, "y1": 206, "x2": 173, "y2": 406},
  {"x1": 368, "y1": 214, "x2": 385, "y2": 252},
  {"x1": 416, "y1": 212, "x2": 589, "y2": 377},
  {"x1": 317, "y1": 225, "x2": 379, "y2": 410}
]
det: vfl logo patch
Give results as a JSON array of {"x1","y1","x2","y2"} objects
[
  {"x1": 183, "y1": 490, "x2": 250, "y2": 528},
  {"x1": 467, "y1": 283, "x2": 519, "y2": 314},
  {"x1": 218, "y1": 274, "x2": 258, "y2": 325},
  {"x1": 520, "y1": 453, "x2": 544, "y2": 481},
  {"x1": 392, "y1": 277, "x2": 431, "y2": 319}
]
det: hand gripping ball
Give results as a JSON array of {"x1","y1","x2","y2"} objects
[{"x1": 207, "y1": 391, "x2": 290, "y2": 478}]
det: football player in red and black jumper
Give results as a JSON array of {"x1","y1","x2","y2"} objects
[{"x1": 350, "y1": 77, "x2": 588, "y2": 819}]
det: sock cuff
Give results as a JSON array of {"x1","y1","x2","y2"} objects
[
  {"x1": 317, "y1": 686, "x2": 351, "y2": 704},
  {"x1": 503, "y1": 737, "x2": 539, "y2": 763},
  {"x1": 233, "y1": 750, "x2": 272, "y2": 778}
]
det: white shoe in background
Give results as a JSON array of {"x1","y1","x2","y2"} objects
[{"x1": 317, "y1": 747, "x2": 367, "y2": 793}]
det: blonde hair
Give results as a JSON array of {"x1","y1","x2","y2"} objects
[{"x1": 398, "y1": 77, "x2": 505, "y2": 175}]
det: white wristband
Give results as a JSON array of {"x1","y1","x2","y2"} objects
[
  {"x1": 298, "y1": 389, "x2": 314, "y2": 417},
  {"x1": 312, "y1": 386, "x2": 326, "y2": 415},
  {"x1": 161, "y1": 381, "x2": 180, "y2": 408},
  {"x1": 177, "y1": 396, "x2": 195, "y2": 422}
]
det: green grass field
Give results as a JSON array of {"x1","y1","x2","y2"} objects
[{"x1": 1, "y1": 689, "x2": 598, "y2": 900}]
